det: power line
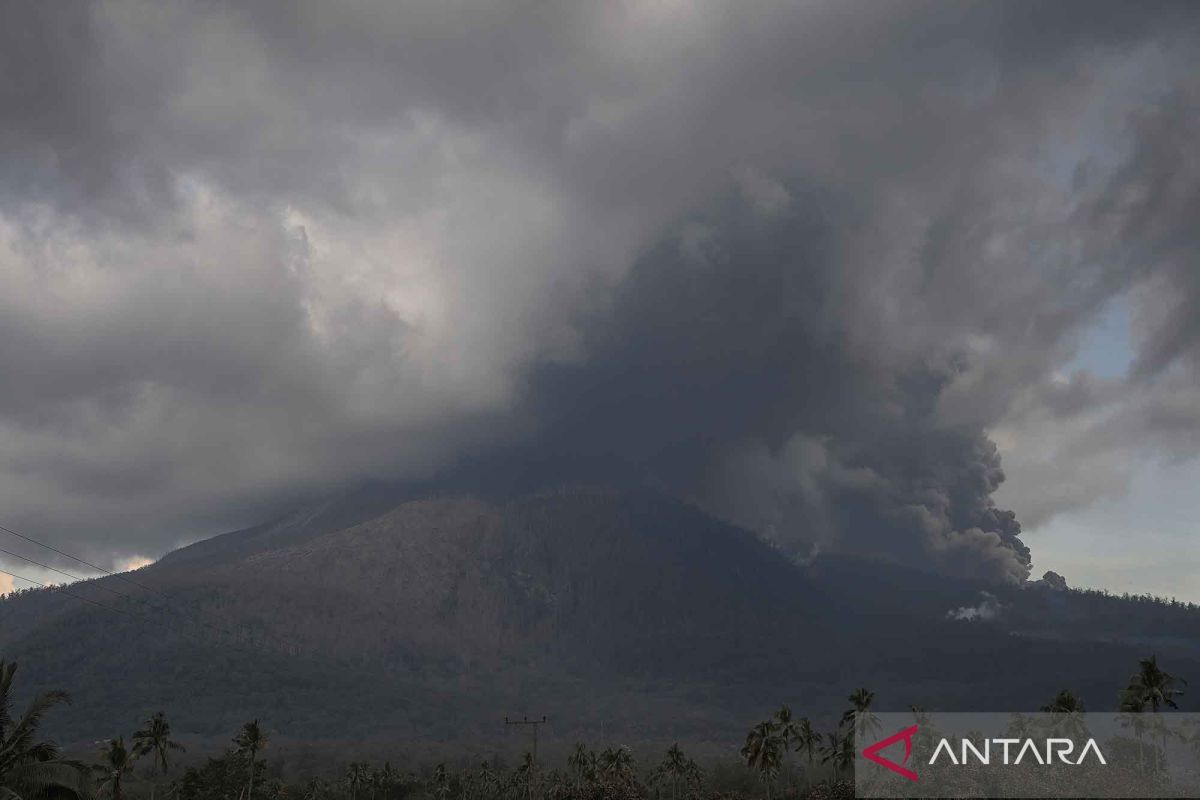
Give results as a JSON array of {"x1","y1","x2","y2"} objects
[
  {"x1": 0, "y1": 521, "x2": 306, "y2": 657},
  {"x1": 505, "y1": 716, "x2": 548, "y2": 800},
  {"x1": 0, "y1": 566, "x2": 135, "y2": 617},
  {"x1": 0, "y1": 545, "x2": 140, "y2": 601},
  {"x1": 0, "y1": 563, "x2": 301, "y2": 661},
  {"x1": 0, "y1": 522, "x2": 156, "y2": 593}
]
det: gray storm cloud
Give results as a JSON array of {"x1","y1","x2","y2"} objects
[{"x1": 0, "y1": 1, "x2": 1198, "y2": 579}]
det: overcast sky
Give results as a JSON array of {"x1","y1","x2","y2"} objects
[{"x1": 0, "y1": 1, "x2": 1198, "y2": 599}]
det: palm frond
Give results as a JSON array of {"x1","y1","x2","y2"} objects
[{"x1": 6, "y1": 759, "x2": 91, "y2": 800}]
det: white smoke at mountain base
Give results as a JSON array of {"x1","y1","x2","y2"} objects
[{"x1": 947, "y1": 592, "x2": 1004, "y2": 622}]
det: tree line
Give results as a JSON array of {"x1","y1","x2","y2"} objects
[{"x1": 0, "y1": 655, "x2": 1188, "y2": 799}]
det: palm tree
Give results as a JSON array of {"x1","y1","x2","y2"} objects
[
  {"x1": 682, "y1": 756, "x2": 703, "y2": 797},
  {"x1": 1125, "y1": 656, "x2": 1187, "y2": 772},
  {"x1": 794, "y1": 717, "x2": 820, "y2": 774},
  {"x1": 654, "y1": 743, "x2": 693, "y2": 800},
  {"x1": 774, "y1": 705, "x2": 798, "y2": 790},
  {"x1": 430, "y1": 763, "x2": 450, "y2": 800},
  {"x1": 302, "y1": 776, "x2": 329, "y2": 800},
  {"x1": 843, "y1": 688, "x2": 881, "y2": 744},
  {"x1": 233, "y1": 720, "x2": 268, "y2": 800},
  {"x1": 912, "y1": 706, "x2": 942, "y2": 756},
  {"x1": 567, "y1": 742, "x2": 594, "y2": 786},
  {"x1": 544, "y1": 770, "x2": 574, "y2": 800},
  {"x1": 1040, "y1": 689, "x2": 1088, "y2": 742},
  {"x1": 1119, "y1": 693, "x2": 1149, "y2": 774},
  {"x1": 1040, "y1": 689, "x2": 1085, "y2": 713},
  {"x1": 94, "y1": 737, "x2": 137, "y2": 800},
  {"x1": 513, "y1": 752, "x2": 537, "y2": 799},
  {"x1": 820, "y1": 727, "x2": 855, "y2": 780},
  {"x1": 465, "y1": 760, "x2": 498, "y2": 800},
  {"x1": 597, "y1": 746, "x2": 635, "y2": 781},
  {"x1": 344, "y1": 762, "x2": 370, "y2": 800},
  {"x1": 741, "y1": 721, "x2": 782, "y2": 799},
  {"x1": 841, "y1": 690, "x2": 881, "y2": 793},
  {"x1": 133, "y1": 711, "x2": 185, "y2": 800},
  {"x1": 1126, "y1": 655, "x2": 1186, "y2": 712},
  {"x1": 373, "y1": 762, "x2": 399, "y2": 798},
  {"x1": 0, "y1": 661, "x2": 90, "y2": 800}
]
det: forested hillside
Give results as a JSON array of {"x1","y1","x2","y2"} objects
[{"x1": 2, "y1": 487, "x2": 1198, "y2": 746}]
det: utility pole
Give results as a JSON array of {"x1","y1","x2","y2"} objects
[{"x1": 505, "y1": 715, "x2": 547, "y2": 800}]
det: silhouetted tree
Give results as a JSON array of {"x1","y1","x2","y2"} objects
[
  {"x1": 233, "y1": 720, "x2": 268, "y2": 800},
  {"x1": 94, "y1": 737, "x2": 136, "y2": 800},
  {"x1": 1040, "y1": 689, "x2": 1085, "y2": 713},
  {"x1": 794, "y1": 716, "x2": 820, "y2": 773},
  {"x1": 843, "y1": 688, "x2": 881, "y2": 744},
  {"x1": 1040, "y1": 689, "x2": 1089, "y2": 742},
  {"x1": 372, "y1": 762, "x2": 400, "y2": 799},
  {"x1": 133, "y1": 711, "x2": 185, "y2": 800},
  {"x1": 1126, "y1": 655, "x2": 1186, "y2": 712},
  {"x1": 652, "y1": 742, "x2": 701, "y2": 800},
  {"x1": 0, "y1": 661, "x2": 89, "y2": 799},
  {"x1": 1125, "y1": 656, "x2": 1187, "y2": 772},
  {"x1": 598, "y1": 746, "x2": 635, "y2": 780},
  {"x1": 431, "y1": 763, "x2": 450, "y2": 800},
  {"x1": 741, "y1": 720, "x2": 782, "y2": 799},
  {"x1": 1119, "y1": 693, "x2": 1149, "y2": 773},
  {"x1": 344, "y1": 761, "x2": 370, "y2": 800},
  {"x1": 302, "y1": 776, "x2": 330, "y2": 800},
  {"x1": 774, "y1": 705, "x2": 799, "y2": 790},
  {"x1": 820, "y1": 727, "x2": 855, "y2": 780},
  {"x1": 567, "y1": 742, "x2": 595, "y2": 787}
]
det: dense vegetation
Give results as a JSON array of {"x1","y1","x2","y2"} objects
[{"x1": 0, "y1": 654, "x2": 1191, "y2": 800}]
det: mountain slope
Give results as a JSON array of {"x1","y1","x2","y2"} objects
[
  {"x1": 208, "y1": 489, "x2": 827, "y2": 663},
  {"x1": 2, "y1": 486, "x2": 1199, "y2": 748}
]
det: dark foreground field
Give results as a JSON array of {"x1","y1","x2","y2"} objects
[{"x1": 4, "y1": 650, "x2": 1192, "y2": 800}]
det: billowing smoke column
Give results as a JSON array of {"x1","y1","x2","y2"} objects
[
  {"x1": 3, "y1": 0, "x2": 1198, "y2": 581},
  {"x1": 478, "y1": 182, "x2": 1033, "y2": 583}
]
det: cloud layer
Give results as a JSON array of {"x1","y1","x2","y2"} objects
[{"x1": 0, "y1": 1, "x2": 1198, "y2": 580}]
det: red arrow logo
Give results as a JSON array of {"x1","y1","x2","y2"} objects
[{"x1": 862, "y1": 724, "x2": 919, "y2": 781}]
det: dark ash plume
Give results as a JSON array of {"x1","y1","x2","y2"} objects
[{"x1": 464, "y1": 184, "x2": 1033, "y2": 582}]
